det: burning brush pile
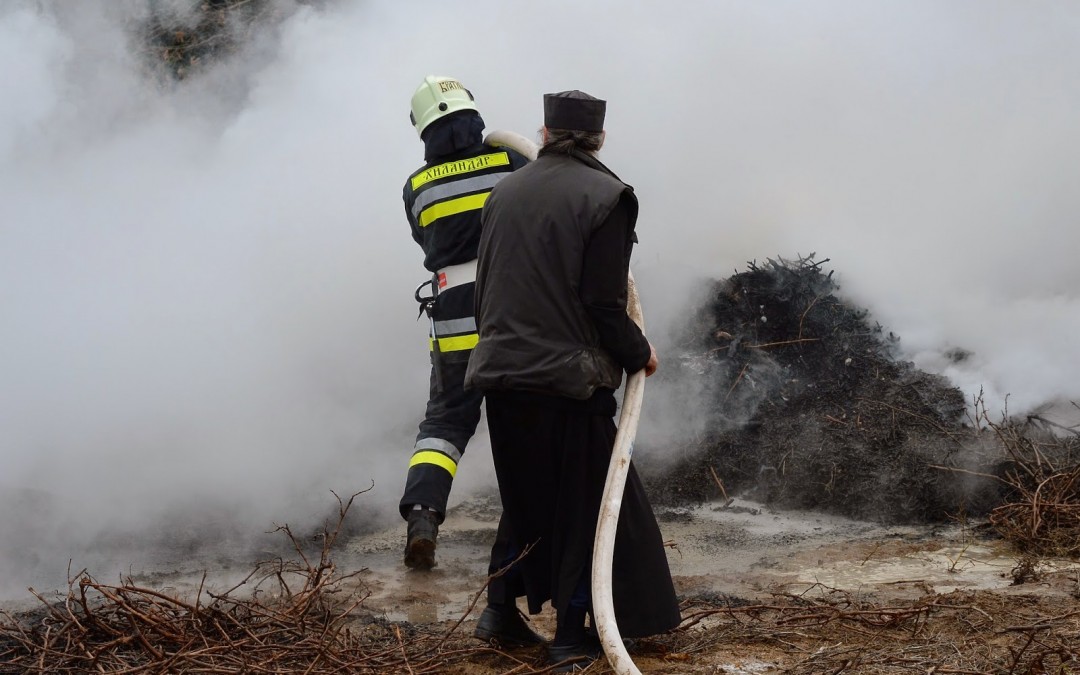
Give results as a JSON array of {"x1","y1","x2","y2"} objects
[
  {"x1": 137, "y1": 0, "x2": 304, "y2": 81},
  {"x1": 648, "y1": 255, "x2": 1080, "y2": 554}
]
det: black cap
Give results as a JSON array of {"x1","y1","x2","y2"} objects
[{"x1": 543, "y1": 90, "x2": 606, "y2": 132}]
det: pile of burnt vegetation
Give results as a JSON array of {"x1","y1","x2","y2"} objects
[
  {"x1": 646, "y1": 255, "x2": 1006, "y2": 524},
  {"x1": 135, "y1": 0, "x2": 314, "y2": 81}
]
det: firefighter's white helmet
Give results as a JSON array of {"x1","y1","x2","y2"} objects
[{"x1": 410, "y1": 75, "x2": 477, "y2": 137}]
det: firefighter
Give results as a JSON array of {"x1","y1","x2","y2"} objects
[{"x1": 399, "y1": 76, "x2": 530, "y2": 574}]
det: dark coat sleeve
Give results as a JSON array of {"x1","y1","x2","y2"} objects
[{"x1": 579, "y1": 194, "x2": 651, "y2": 373}]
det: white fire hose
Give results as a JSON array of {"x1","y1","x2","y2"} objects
[
  {"x1": 485, "y1": 130, "x2": 644, "y2": 674},
  {"x1": 589, "y1": 272, "x2": 645, "y2": 675}
]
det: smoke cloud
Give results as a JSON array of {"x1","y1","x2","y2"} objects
[{"x1": 2, "y1": 0, "x2": 1078, "y2": 596}]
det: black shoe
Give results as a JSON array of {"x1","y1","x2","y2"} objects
[
  {"x1": 403, "y1": 508, "x2": 438, "y2": 570},
  {"x1": 547, "y1": 633, "x2": 603, "y2": 672},
  {"x1": 472, "y1": 605, "x2": 547, "y2": 647}
]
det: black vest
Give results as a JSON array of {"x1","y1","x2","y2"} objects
[{"x1": 466, "y1": 151, "x2": 635, "y2": 400}]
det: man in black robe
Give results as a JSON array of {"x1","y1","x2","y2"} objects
[{"x1": 465, "y1": 90, "x2": 680, "y2": 670}]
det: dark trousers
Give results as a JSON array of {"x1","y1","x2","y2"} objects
[
  {"x1": 398, "y1": 359, "x2": 482, "y2": 519},
  {"x1": 399, "y1": 283, "x2": 482, "y2": 520}
]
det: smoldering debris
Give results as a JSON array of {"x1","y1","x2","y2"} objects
[
  {"x1": 646, "y1": 255, "x2": 1005, "y2": 524},
  {"x1": 135, "y1": 0, "x2": 304, "y2": 81}
]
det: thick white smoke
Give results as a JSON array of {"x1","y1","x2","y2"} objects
[{"x1": 2, "y1": 0, "x2": 1079, "y2": 596}]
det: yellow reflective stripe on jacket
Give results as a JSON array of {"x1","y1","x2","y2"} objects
[
  {"x1": 409, "y1": 450, "x2": 458, "y2": 477},
  {"x1": 429, "y1": 333, "x2": 479, "y2": 352},
  {"x1": 411, "y1": 152, "x2": 510, "y2": 190},
  {"x1": 418, "y1": 192, "x2": 489, "y2": 228}
]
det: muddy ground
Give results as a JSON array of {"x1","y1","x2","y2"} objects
[
  {"x1": 3, "y1": 484, "x2": 1078, "y2": 673},
  {"x1": 60, "y1": 488, "x2": 1065, "y2": 674},
  {"x1": 344, "y1": 492, "x2": 1080, "y2": 673}
]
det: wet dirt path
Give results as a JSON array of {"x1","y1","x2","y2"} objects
[{"x1": 332, "y1": 493, "x2": 1076, "y2": 630}]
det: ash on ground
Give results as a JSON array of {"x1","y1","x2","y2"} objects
[{"x1": 644, "y1": 255, "x2": 1005, "y2": 524}]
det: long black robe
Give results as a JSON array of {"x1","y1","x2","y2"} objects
[{"x1": 484, "y1": 389, "x2": 681, "y2": 638}]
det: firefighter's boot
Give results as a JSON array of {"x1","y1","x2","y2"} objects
[{"x1": 404, "y1": 506, "x2": 439, "y2": 570}]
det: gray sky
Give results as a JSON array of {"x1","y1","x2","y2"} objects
[{"x1": 2, "y1": 0, "x2": 1078, "y2": 595}]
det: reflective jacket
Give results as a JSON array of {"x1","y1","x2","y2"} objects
[{"x1": 403, "y1": 143, "x2": 531, "y2": 274}]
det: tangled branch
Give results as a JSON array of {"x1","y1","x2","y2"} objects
[
  {"x1": 968, "y1": 394, "x2": 1080, "y2": 557},
  {"x1": 672, "y1": 587, "x2": 1080, "y2": 674},
  {"x1": 0, "y1": 489, "x2": 550, "y2": 674}
]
